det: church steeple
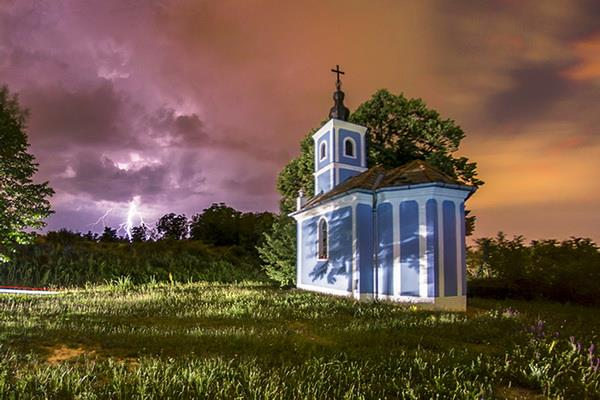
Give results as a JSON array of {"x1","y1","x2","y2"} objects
[
  {"x1": 312, "y1": 66, "x2": 367, "y2": 196},
  {"x1": 328, "y1": 65, "x2": 350, "y2": 121}
]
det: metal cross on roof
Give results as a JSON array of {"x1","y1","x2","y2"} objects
[{"x1": 331, "y1": 64, "x2": 345, "y2": 89}]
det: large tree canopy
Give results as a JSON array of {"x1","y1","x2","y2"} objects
[
  {"x1": 276, "y1": 89, "x2": 483, "y2": 229},
  {"x1": 0, "y1": 86, "x2": 54, "y2": 262}
]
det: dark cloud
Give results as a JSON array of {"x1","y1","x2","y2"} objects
[
  {"x1": 146, "y1": 108, "x2": 209, "y2": 147},
  {"x1": 22, "y1": 81, "x2": 134, "y2": 148},
  {"x1": 486, "y1": 64, "x2": 573, "y2": 125},
  {"x1": 56, "y1": 155, "x2": 169, "y2": 202}
]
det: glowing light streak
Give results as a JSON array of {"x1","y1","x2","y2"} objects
[
  {"x1": 88, "y1": 197, "x2": 153, "y2": 241},
  {"x1": 88, "y1": 209, "x2": 112, "y2": 230},
  {"x1": 116, "y1": 196, "x2": 152, "y2": 241}
]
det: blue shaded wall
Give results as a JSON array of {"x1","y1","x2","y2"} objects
[
  {"x1": 300, "y1": 206, "x2": 353, "y2": 292},
  {"x1": 297, "y1": 193, "x2": 468, "y2": 301},
  {"x1": 357, "y1": 204, "x2": 373, "y2": 294},
  {"x1": 338, "y1": 129, "x2": 364, "y2": 168},
  {"x1": 426, "y1": 199, "x2": 438, "y2": 297},
  {"x1": 400, "y1": 201, "x2": 420, "y2": 296},
  {"x1": 339, "y1": 168, "x2": 360, "y2": 184},
  {"x1": 377, "y1": 203, "x2": 394, "y2": 296},
  {"x1": 443, "y1": 200, "x2": 457, "y2": 296},
  {"x1": 316, "y1": 170, "x2": 331, "y2": 195}
]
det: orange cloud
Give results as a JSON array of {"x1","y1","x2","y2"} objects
[
  {"x1": 461, "y1": 123, "x2": 600, "y2": 211},
  {"x1": 564, "y1": 33, "x2": 600, "y2": 80}
]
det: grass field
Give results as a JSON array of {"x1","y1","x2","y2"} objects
[{"x1": 0, "y1": 281, "x2": 599, "y2": 399}]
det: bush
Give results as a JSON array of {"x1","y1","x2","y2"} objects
[
  {"x1": 257, "y1": 216, "x2": 296, "y2": 287},
  {"x1": 468, "y1": 233, "x2": 600, "y2": 305}
]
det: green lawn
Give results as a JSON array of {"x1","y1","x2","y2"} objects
[{"x1": 0, "y1": 281, "x2": 598, "y2": 399}]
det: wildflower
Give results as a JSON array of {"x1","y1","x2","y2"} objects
[
  {"x1": 528, "y1": 319, "x2": 546, "y2": 338},
  {"x1": 589, "y1": 343, "x2": 596, "y2": 357},
  {"x1": 591, "y1": 357, "x2": 600, "y2": 373},
  {"x1": 502, "y1": 307, "x2": 519, "y2": 318}
]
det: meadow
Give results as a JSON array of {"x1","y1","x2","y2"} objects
[{"x1": 0, "y1": 281, "x2": 598, "y2": 399}]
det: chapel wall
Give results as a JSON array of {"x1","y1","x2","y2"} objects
[{"x1": 298, "y1": 206, "x2": 354, "y2": 294}]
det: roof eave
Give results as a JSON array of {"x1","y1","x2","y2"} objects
[{"x1": 290, "y1": 181, "x2": 476, "y2": 217}]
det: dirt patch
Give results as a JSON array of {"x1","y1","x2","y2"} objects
[
  {"x1": 496, "y1": 385, "x2": 545, "y2": 400},
  {"x1": 45, "y1": 344, "x2": 96, "y2": 364}
]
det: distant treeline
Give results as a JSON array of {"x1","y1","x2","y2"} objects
[
  {"x1": 0, "y1": 203, "x2": 275, "y2": 287},
  {"x1": 89, "y1": 202, "x2": 275, "y2": 245},
  {"x1": 467, "y1": 233, "x2": 600, "y2": 306}
]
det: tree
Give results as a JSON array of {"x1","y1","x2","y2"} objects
[
  {"x1": 0, "y1": 86, "x2": 54, "y2": 262},
  {"x1": 82, "y1": 230, "x2": 99, "y2": 241},
  {"x1": 190, "y1": 203, "x2": 241, "y2": 246},
  {"x1": 99, "y1": 226, "x2": 119, "y2": 242},
  {"x1": 257, "y1": 215, "x2": 296, "y2": 287},
  {"x1": 156, "y1": 213, "x2": 188, "y2": 240},
  {"x1": 238, "y1": 211, "x2": 275, "y2": 251},
  {"x1": 130, "y1": 225, "x2": 148, "y2": 242},
  {"x1": 190, "y1": 203, "x2": 275, "y2": 250}
]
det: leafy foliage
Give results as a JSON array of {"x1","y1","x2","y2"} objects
[
  {"x1": 467, "y1": 233, "x2": 600, "y2": 305},
  {"x1": 189, "y1": 203, "x2": 274, "y2": 249},
  {"x1": 350, "y1": 89, "x2": 482, "y2": 186},
  {"x1": 156, "y1": 213, "x2": 189, "y2": 240},
  {"x1": 276, "y1": 130, "x2": 316, "y2": 214},
  {"x1": 99, "y1": 226, "x2": 120, "y2": 243},
  {"x1": 0, "y1": 85, "x2": 53, "y2": 261},
  {"x1": 130, "y1": 225, "x2": 148, "y2": 242},
  {"x1": 190, "y1": 203, "x2": 241, "y2": 245},
  {"x1": 257, "y1": 216, "x2": 296, "y2": 287}
]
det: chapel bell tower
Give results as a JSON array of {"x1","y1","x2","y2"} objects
[{"x1": 313, "y1": 65, "x2": 367, "y2": 196}]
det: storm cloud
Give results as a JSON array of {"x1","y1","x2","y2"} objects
[{"x1": 1, "y1": 0, "x2": 599, "y2": 241}]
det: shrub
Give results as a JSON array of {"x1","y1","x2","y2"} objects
[
  {"x1": 257, "y1": 216, "x2": 296, "y2": 287},
  {"x1": 468, "y1": 233, "x2": 600, "y2": 305}
]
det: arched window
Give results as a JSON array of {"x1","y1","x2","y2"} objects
[
  {"x1": 319, "y1": 142, "x2": 327, "y2": 161},
  {"x1": 317, "y1": 218, "x2": 328, "y2": 260},
  {"x1": 344, "y1": 138, "x2": 356, "y2": 158}
]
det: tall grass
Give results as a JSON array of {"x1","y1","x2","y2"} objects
[
  {"x1": 0, "y1": 238, "x2": 265, "y2": 287},
  {"x1": 0, "y1": 282, "x2": 599, "y2": 398}
]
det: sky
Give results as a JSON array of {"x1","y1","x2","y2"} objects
[{"x1": 1, "y1": 0, "x2": 599, "y2": 242}]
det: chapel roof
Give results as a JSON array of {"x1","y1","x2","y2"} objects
[{"x1": 303, "y1": 159, "x2": 469, "y2": 209}]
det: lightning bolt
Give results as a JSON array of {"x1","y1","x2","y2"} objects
[
  {"x1": 88, "y1": 209, "x2": 113, "y2": 230},
  {"x1": 117, "y1": 196, "x2": 152, "y2": 241},
  {"x1": 88, "y1": 197, "x2": 153, "y2": 241}
]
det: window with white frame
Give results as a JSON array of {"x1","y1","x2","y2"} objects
[
  {"x1": 317, "y1": 218, "x2": 328, "y2": 260},
  {"x1": 344, "y1": 137, "x2": 356, "y2": 158},
  {"x1": 319, "y1": 142, "x2": 327, "y2": 161}
]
